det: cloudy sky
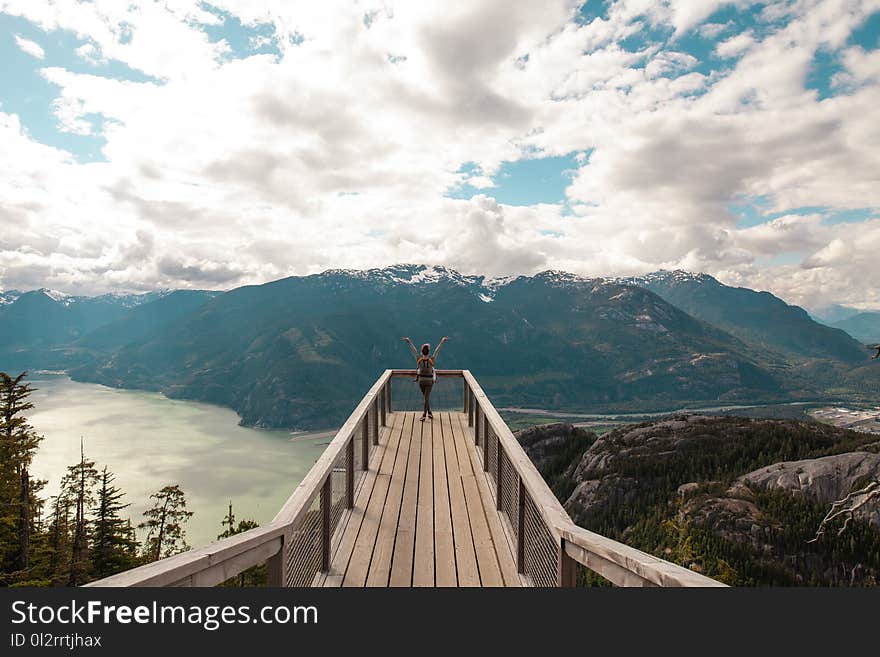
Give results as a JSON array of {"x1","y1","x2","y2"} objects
[{"x1": 1, "y1": 1, "x2": 878, "y2": 310}]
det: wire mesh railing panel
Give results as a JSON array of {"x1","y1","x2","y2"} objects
[
  {"x1": 498, "y1": 449, "x2": 520, "y2": 544},
  {"x1": 390, "y1": 375, "x2": 463, "y2": 412},
  {"x1": 284, "y1": 493, "x2": 322, "y2": 587},
  {"x1": 330, "y1": 451, "x2": 347, "y2": 536},
  {"x1": 522, "y1": 492, "x2": 559, "y2": 588},
  {"x1": 487, "y1": 425, "x2": 499, "y2": 488}
]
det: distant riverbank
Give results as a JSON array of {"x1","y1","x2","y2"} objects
[{"x1": 500, "y1": 400, "x2": 819, "y2": 420}]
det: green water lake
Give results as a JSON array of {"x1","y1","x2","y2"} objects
[{"x1": 27, "y1": 374, "x2": 329, "y2": 549}]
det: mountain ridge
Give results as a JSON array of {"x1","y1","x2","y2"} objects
[
  {"x1": 623, "y1": 269, "x2": 866, "y2": 363},
  {"x1": 2, "y1": 265, "x2": 875, "y2": 429},
  {"x1": 830, "y1": 311, "x2": 880, "y2": 344}
]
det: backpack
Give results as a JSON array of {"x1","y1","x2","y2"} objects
[{"x1": 418, "y1": 356, "x2": 435, "y2": 379}]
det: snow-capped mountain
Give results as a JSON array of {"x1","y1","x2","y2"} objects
[
  {"x1": 0, "y1": 290, "x2": 22, "y2": 306},
  {"x1": 91, "y1": 289, "x2": 176, "y2": 308},
  {"x1": 318, "y1": 264, "x2": 484, "y2": 290},
  {"x1": 620, "y1": 269, "x2": 719, "y2": 287},
  {"x1": 36, "y1": 288, "x2": 78, "y2": 305}
]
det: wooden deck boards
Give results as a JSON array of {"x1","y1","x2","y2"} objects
[{"x1": 324, "y1": 411, "x2": 519, "y2": 588}]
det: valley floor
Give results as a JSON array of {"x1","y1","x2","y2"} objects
[{"x1": 809, "y1": 406, "x2": 880, "y2": 434}]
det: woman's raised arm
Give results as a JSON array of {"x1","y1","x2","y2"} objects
[
  {"x1": 402, "y1": 337, "x2": 419, "y2": 358},
  {"x1": 432, "y1": 336, "x2": 449, "y2": 360}
]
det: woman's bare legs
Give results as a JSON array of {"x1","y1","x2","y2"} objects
[{"x1": 420, "y1": 382, "x2": 433, "y2": 420}]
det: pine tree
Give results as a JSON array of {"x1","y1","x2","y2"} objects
[
  {"x1": 91, "y1": 466, "x2": 139, "y2": 579},
  {"x1": 0, "y1": 371, "x2": 46, "y2": 584},
  {"x1": 219, "y1": 501, "x2": 236, "y2": 539},
  {"x1": 139, "y1": 485, "x2": 193, "y2": 561},
  {"x1": 217, "y1": 501, "x2": 262, "y2": 586},
  {"x1": 46, "y1": 493, "x2": 73, "y2": 586},
  {"x1": 24, "y1": 503, "x2": 54, "y2": 587},
  {"x1": 60, "y1": 440, "x2": 99, "y2": 585}
]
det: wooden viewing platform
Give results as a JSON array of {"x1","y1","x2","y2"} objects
[
  {"x1": 321, "y1": 410, "x2": 519, "y2": 586},
  {"x1": 87, "y1": 370, "x2": 724, "y2": 588}
]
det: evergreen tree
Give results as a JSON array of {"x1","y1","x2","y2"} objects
[
  {"x1": 91, "y1": 467, "x2": 139, "y2": 579},
  {"x1": 0, "y1": 371, "x2": 45, "y2": 584},
  {"x1": 217, "y1": 501, "x2": 263, "y2": 586},
  {"x1": 46, "y1": 493, "x2": 73, "y2": 586},
  {"x1": 23, "y1": 504, "x2": 54, "y2": 587},
  {"x1": 60, "y1": 440, "x2": 99, "y2": 585},
  {"x1": 139, "y1": 485, "x2": 193, "y2": 561}
]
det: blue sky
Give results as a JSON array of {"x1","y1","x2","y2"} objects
[
  {"x1": 0, "y1": 12, "x2": 153, "y2": 160},
  {"x1": 0, "y1": 1, "x2": 879, "y2": 309},
  {"x1": 447, "y1": 153, "x2": 583, "y2": 207}
]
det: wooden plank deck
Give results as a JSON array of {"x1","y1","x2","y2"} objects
[{"x1": 323, "y1": 411, "x2": 520, "y2": 587}]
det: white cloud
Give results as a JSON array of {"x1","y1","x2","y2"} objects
[
  {"x1": 75, "y1": 42, "x2": 106, "y2": 66},
  {"x1": 715, "y1": 30, "x2": 755, "y2": 58},
  {"x1": 0, "y1": 0, "x2": 879, "y2": 311},
  {"x1": 833, "y1": 46, "x2": 880, "y2": 89},
  {"x1": 644, "y1": 51, "x2": 698, "y2": 78},
  {"x1": 699, "y1": 21, "x2": 733, "y2": 39},
  {"x1": 13, "y1": 33, "x2": 44, "y2": 59}
]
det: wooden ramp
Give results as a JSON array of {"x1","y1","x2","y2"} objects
[{"x1": 317, "y1": 411, "x2": 520, "y2": 587}]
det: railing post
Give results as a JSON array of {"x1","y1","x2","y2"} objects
[
  {"x1": 321, "y1": 477, "x2": 331, "y2": 571},
  {"x1": 463, "y1": 378, "x2": 469, "y2": 414},
  {"x1": 557, "y1": 539, "x2": 576, "y2": 587},
  {"x1": 474, "y1": 405, "x2": 480, "y2": 445},
  {"x1": 473, "y1": 405, "x2": 478, "y2": 444},
  {"x1": 361, "y1": 414, "x2": 369, "y2": 470},
  {"x1": 468, "y1": 390, "x2": 474, "y2": 427},
  {"x1": 483, "y1": 419, "x2": 490, "y2": 472},
  {"x1": 346, "y1": 438, "x2": 354, "y2": 509},
  {"x1": 372, "y1": 400, "x2": 379, "y2": 445},
  {"x1": 386, "y1": 379, "x2": 392, "y2": 414},
  {"x1": 517, "y1": 478, "x2": 525, "y2": 573},
  {"x1": 496, "y1": 441, "x2": 503, "y2": 511},
  {"x1": 380, "y1": 386, "x2": 387, "y2": 427},
  {"x1": 267, "y1": 543, "x2": 284, "y2": 586}
]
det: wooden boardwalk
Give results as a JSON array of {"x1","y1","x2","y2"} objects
[{"x1": 316, "y1": 411, "x2": 521, "y2": 587}]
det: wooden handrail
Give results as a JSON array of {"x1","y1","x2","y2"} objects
[
  {"x1": 83, "y1": 521, "x2": 287, "y2": 587},
  {"x1": 390, "y1": 369, "x2": 464, "y2": 377},
  {"x1": 561, "y1": 526, "x2": 725, "y2": 587}
]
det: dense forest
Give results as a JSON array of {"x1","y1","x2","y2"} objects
[
  {"x1": 0, "y1": 371, "x2": 258, "y2": 587},
  {"x1": 518, "y1": 418, "x2": 880, "y2": 586}
]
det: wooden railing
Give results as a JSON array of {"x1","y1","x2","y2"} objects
[
  {"x1": 87, "y1": 369, "x2": 723, "y2": 587},
  {"x1": 87, "y1": 370, "x2": 394, "y2": 587},
  {"x1": 460, "y1": 371, "x2": 723, "y2": 587}
]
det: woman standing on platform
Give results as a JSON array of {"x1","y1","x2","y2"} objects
[{"x1": 402, "y1": 336, "x2": 448, "y2": 421}]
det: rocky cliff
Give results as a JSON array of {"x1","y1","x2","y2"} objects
[{"x1": 517, "y1": 415, "x2": 880, "y2": 585}]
